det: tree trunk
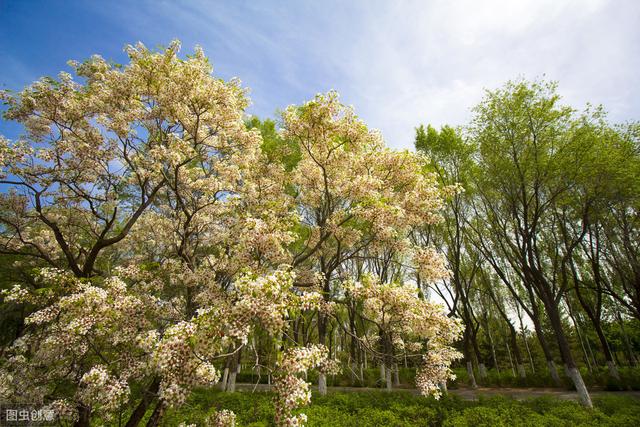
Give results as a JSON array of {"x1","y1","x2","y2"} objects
[
  {"x1": 73, "y1": 405, "x2": 90, "y2": 427},
  {"x1": 439, "y1": 380, "x2": 448, "y2": 396},
  {"x1": 220, "y1": 367, "x2": 229, "y2": 391},
  {"x1": 317, "y1": 311, "x2": 328, "y2": 396},
  {"x1": 487, "y1": 325, "x2": 500, "y2": 374},
  {"x1": 593, "y1": 323, "x2": 620, "y2": 380},
  {"x1": 516, "y1": 304, "x2": 536, "y2": 373},
  {"x1": 145, "y1": 400, "x2": 165, "y2": 427},
  {"x1": 463, "y1": 328, "x2": 478, "y2": 388},
  {"x1": 227, "y1": 370, "x2": 237, "y2": 392},
  {"x1": 617, "y1": 310, "x2": 638, "y2": 367},
  {"x1": 568, "y1": 366, "x2": 592, "y2": 408},
  {"x1": 393, "y1": 363, "x2": 400, "y2": 386},
  {"x1": 508, "y1": 326, "x2": 525, "y2": 378},
  {"x1": 125, "y1": 378, "x2": 160, "y2": 427},
  {"x1": 385, "y1": 363, "x2": 393, "y2": 391},
  {"x1": 547, "y1": 360, "x2": 560, "y2": 386},
  {"x1": 466, "y1": 361, "x2": 478, "y2": 389},
  {"x1": 531, "y1": 314, "x2": 560, "y2": 386},
  {"x1": 226, "y1": 350, "x2": 239, "y2": 393},
  {"x1": 470, "y1": 329, "x2": 487, "y2": 379},
  {"x1": 506, "y1": 340, "x2": 516, "y2": 377},
  {"x1": 349, "y1": 308, "x2": 358, "y2": 385},
  {"x1": 543, "y1": 290, "x2": 592, "y2": 407},
  {"x1": 565, "y1": 300, "x2": 593, "y2": 373}
]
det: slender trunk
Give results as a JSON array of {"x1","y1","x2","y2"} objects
[
  {"x1": 508, "y1": 325, "x2": 525, "y2": 378},
  {"x1": 385, "y1": 363, "x2": 392, "y2": 391},
  {"x1": 575, "y1": 319, "x2": 593, "y2": 373},
  {"x1": 393, "y1": 363, "x2": 400, "y2": 387},
  {"x1": 565, "y1": 300, "x2": 593, "y2": 373},
  {"x1": 439, "y1": 380, "x2": 448, "y2": 396},
  {"x1": 145, "y1": 400, "x2": 165, "y2": 427},
  {"x1": 478, "y1": 363, "x2": 488, "y2": 378},
  {"x1": 349, "y1": 309, "x2": 357, "y2": 385},
  {"x1": 617, "y1": 311, "x2": 638, "y2": 367},
  {"x1": 293, "y1": 318, "x2": 300, "y2": 345},
  {"x1": 317, "y1": 309, "x2": 328, "y2": 395},
  {"x1": 506, "y1": 340, "x2": 516, "y2": 377},
  {"x1": 547, "y1": 360, "x2": 560, "y2": 385},
  {"x1": 606, "y1": 361, "x2": 620, "y2": 381},
  {"x1": 73, "y1": 406, "x2": 90, "y2": 427},
  {"x1": 584, "y1": 329, "x2": 597, "y2": 372},
  {"x1": 516, "y1": 306, "x2": 535, "y2": 373},
  {"x1": 470, "y1": 329, "x2": 486, "y2": 379},
  {"x1": 226, "y1": 350, "x2": 239, "y2": 393},
  {"x1": 487, "y1": 325, "x2": 500, "y2": 374},
  {"x1": 220, "y1": 367, "x2": 229, "y2": 391},
  {"x1": 593, "y1": 321, "x2": 620, "y2": 379},
  {"x1": 124, "y1": 378, "x2": 160, "y2": 427}
]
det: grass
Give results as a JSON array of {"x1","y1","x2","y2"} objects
[{"x1": 161, "y1": 388, "x2": 640, "y2": 426}]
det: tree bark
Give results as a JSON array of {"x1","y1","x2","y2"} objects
[
  {"x1": 73, "y1": 405, "x2": 91, "y2": 427},
  {"x1": 145, "y1": 400, "x2": 165, "y2": 427},
  {"x1": 393, "y1": 363, "x2": 400, "y2": 386},
  {"x1": 125, "y1": 378, "x2": 160, "y2": 427},
  {"x1": 463, "y1": 328, "x2": 478, "y2": 389},
  {"x1": 543, "y1": 288, "x2": 592, "y2": 407}
]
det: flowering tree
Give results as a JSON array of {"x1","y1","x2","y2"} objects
[
  {"x1": 282, "y1": 92, "x2": 450, "y2": 394},
  {"x1": 0, "y1": 40, "x2": 290, "y2": 426},
  {"x1": 0, "y1": 42, "x2": 461, "y2": 426},
  {"x1": 345, "y1": 275, "x2": 462, "y2": 395}
]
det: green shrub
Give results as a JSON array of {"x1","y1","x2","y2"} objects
[{"x1": 159, "y1": 388, "x2": 640, "y2": 426}]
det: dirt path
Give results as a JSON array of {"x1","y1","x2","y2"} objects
[
  {"x1": 448, "y1": 387, "x2": 640, "y2": 401},
  {"x1": 234, "y1": 383, "x2": 640, "y2": 401}
]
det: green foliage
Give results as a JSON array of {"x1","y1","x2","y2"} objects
[{"x1": 247, "y1": 116, "x2": 301, "y2": 171}]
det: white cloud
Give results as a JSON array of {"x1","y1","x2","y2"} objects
[
  {"x1": 314, "y1": 0, "x2": 639, "y2": 148},
  {"x1": 97, "y1": 0, "x2": 640, "y2": 149}
]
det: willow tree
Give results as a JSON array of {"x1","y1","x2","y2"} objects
[{"x1": 469, "y1": 80, "x2": 593, "y2": 407}]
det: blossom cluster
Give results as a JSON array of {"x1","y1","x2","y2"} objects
[
  {"x1": 345, "y1": 275, "x2": 462, "y2": 396},
  {"x1": 415, "y1": 346, "x2": 463, "y2": 399},
  {"x1": 207, "y1": 409, "x2": 237, "y2": 427},
  {"x1": 273, "y1": 345, "x2": 339, "y2": 427},
  {"x1": 143, "y1": 268, "x2": 333, "y2": 410},
  {"x1": 413, "y1": 247, "x2": 450, "y2": 284},
  {"x1": 79, "y1": 366, "x2": 129, "y2": 417},
  {"x1": 151, "y1": 321, "x2": 221, "y2": 407}
]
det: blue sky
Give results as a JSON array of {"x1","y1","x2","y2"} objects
[{"x1": 1, "y1": 0, "x2": 639, "y2": 149}]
